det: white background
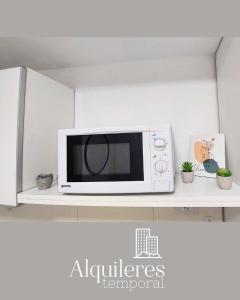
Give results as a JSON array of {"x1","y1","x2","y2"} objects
[{"x1": 74, "y1": 56, "x2": 219, "y2": 171}]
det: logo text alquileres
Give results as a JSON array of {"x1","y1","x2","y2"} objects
[{"x1": 69, "y1": 228, "x2": 165, "y2": 291}]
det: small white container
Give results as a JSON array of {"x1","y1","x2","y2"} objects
[
  {"x1": 36, "y1": 174, "x2": 53, "y2": 190},
  {"x1": 181, "y1": 171, "x2": 194, "y2": 183}
]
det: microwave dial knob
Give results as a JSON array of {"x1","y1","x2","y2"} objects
[
  {"x1": 155, "y1": 160, "x2": 168, "y2": 174},
  {"x1": 153, "y1": 138, "x2": 167, "y2": 150}
]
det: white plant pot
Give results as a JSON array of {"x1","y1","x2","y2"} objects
[
  {"x1": 216, "y1": 175, "x2": 232, "y2": 190},
  {"x1": 181, "y1": 171, "x2": 194, "y2": 183}
]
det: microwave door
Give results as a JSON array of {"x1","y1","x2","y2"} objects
[{"x1": 67, "y1": 133, "x2": 144, "y2": 182}]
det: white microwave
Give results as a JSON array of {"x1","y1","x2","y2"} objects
[{"x1": 58, "y1": 126, "x2": 175, "y2": 194}]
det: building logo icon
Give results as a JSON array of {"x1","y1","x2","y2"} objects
[{"x1": 134, "y1": 228, "x2": 162, "y2": 258}]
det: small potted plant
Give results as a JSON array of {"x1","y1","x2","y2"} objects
[
  {"x1": 181, "y1": 161, "x2": 194, "y2": 183},
  {"x1": 216, "y1": 168, "x2": 232, "y2": 190}
]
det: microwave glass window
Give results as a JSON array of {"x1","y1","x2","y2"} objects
[
  {"x1": 73, "y1": 143, "x2": 130, "y2": 175},
  {"x1": 67, "y1": 133, "x2": 144, "y2": 182}
]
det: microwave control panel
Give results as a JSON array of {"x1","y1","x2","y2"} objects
[{"x1": 150, "y1": 130, "x2": 174, "y2": 192}]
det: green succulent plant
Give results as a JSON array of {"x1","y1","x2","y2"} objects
[
  {"x1": 181, "y1": 161, "x2": 193, "y2": 172},
  {"x1": 217, "y1": 168, "x2": 232, "y2": 177}
]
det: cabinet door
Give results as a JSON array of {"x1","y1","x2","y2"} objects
[
  {"x1": 0, "y1": 68, "x2": 24, "y2": 206},
  {"x1": 22, "y1": 69, "x2": 74, "y2": 191}
]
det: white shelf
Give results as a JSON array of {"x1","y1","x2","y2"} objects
[{"x1": 17, "y1": 175, "x2": 240, "y2": 207}]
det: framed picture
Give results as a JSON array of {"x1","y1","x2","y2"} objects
[{"x1": 189, "y1": 134, "x2": 225, "y2": 178}]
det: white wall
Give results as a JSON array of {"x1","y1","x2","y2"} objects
[
  {"x1": 216, "y1": 38, "x2": 240, "y2": 183},
  {"x1": 216, "y1": 37, "x2": 240, "y2": 221},
  {"x1": 71, "y1": 56, "x2": 219, "y2": 171}
]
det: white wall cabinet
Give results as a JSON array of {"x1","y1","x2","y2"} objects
[
  {"x1": 1, "y1": 37, "x2": 240, "y2": 211},
  {"x1": 0, "y1": 67, "x2": 74, "y2": 206},
  {"x1": 17, "y1": 46, "x2": 240, "y2": 208}
]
